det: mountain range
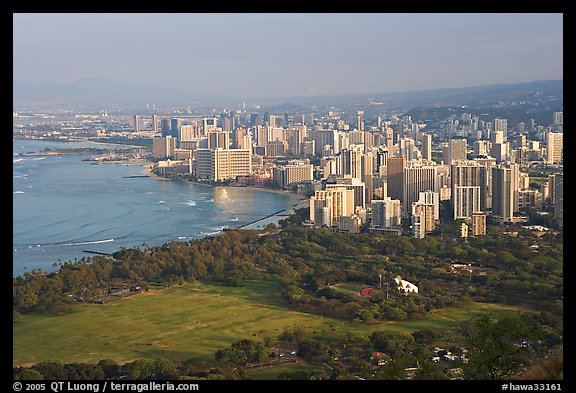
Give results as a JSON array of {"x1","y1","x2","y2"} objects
[{"x1": 13, "y1": 78, "x2": 562, "y2": 113}]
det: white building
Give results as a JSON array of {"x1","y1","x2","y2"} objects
[{"x1": 394, "y1": 276, "x2": 418, "y2": 294}]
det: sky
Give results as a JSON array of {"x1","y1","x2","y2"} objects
[{"x1": 13, "y1": 13, "x2": 563, "y2": 97}]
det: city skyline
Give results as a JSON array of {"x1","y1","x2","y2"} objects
[{"x1": 13, "y1": 13, "x2": 563, "y2": 98}]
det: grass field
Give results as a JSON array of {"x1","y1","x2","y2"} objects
[{"x1": 13, "y1": 276, "x2": 531, "y2": 367}]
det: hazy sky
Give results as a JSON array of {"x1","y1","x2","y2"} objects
[{"x1": 13, "y1": 13, "x2": 563, "y2": 97}]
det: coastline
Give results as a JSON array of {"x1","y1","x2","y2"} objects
[
  {"x1": 142, "y1": 164, "x2": 309, "y2": 201},
  {"x1": 142, "y1": 166, "x2": 309, "y2": 228}
]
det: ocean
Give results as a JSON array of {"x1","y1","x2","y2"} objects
[{"x1": 13, "y1": 139, "x2": 299, "y2": 277}]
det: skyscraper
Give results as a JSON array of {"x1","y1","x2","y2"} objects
[
  {"x1": 134, "y1": 114, "x2": 140, "y2": 132},
  {"x1": 338, "y1": 146, "x2": 363, "y2": 181},
  {"x1": 552, "y1": 112, "x2": 563, "y2": 126},
  {"x1": 553, "y1": 173, "x2": 563, "y2": 228},
  {"x1": 310, "y1": 187, "x2": 354, "y2": 226},
  {"x1": 207, "y1": 131, "x2": 230, "y2": 150},
  {"x1": 161, "y1": 118, "x2": 171, "y2": 137},
  {"x1": 492, "y1": 164, "x2": 519, "y2": 223},
  {"x1": 422, "y1": 133, "x2": 432, "y2": 161},
  {"x1": 179, "y1": 125, "x2": 200, "y2": 142},
  {"x1": 399, "y1": 137, "x2": 417, "y2": 161},
  {"x1": 546, "y1": 132, "x2": 563, "y2": 164},
  {"x1": 446, "y1": 138, "x2": 467, "y2": 164},
  {"x1": 403, "y1": 161, "x2": 438, "y2": 214},
  {"x1": 371, "y1": 198, "x2": 401, "y2": 228},
  {"x1": 387, "y1": 156, "x2": 406, "y2": 202},
  {"x1": 451, "y1": 161, "x2": 488, "y2": 219},
  {"x1": 171, "y1": 118, "x2": 182, "y2": 139},
  {"x1": 195, "y1": 148, "x2": 252, "y2": 181},
  {"x1": 152, "y1": 136, "x2": 176, "y2": 159},
  {"x1": 494, "y1": 118, "x2": 508, "y2": 137},
  {"x1": 152, "y1": 114, "x2": 159, "y2": 133},
  {"x1": 326, "y1": 178, "x2": 366, "y2": 210}
]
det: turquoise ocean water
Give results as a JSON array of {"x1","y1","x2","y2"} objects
[{"x1": 13, "y1": 139, "x2": 297, "y2": 277}]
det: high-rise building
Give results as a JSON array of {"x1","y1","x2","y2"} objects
[
  {"x1": 220, "y1": 114, "x2": 234, "y2": 132},
  {"x1": 161, "y1": 118, "x2": 171, "y2": 137},
  {"x1": 474, "y1": 140, "x2": 488, "y2": 157},
  {"x1": 422, "y1": 133, "x2": 432, "y2": 161},
  {"x1": 337, "y1": 146, "x2": 363, "y2": 180},
  {"x1": 470, "y1": 213, "x2": 487, "y2": 236},
  {"x1": 152, "y1": 114, "x2": 159, "y2": 133},
  {"x1": 231, "y1": 128, "x2": 246, "y2": 149},
  {"x1": 453, "y1": 186, "x2": 481, "y2": 220},
  {"x1": 403, "y1": 161, "x2": 438, "y2": 213},
  {"x1": 310, "y1": 129, "x2": 337, "y2": 156},
  {"x1": 302, "y1": 113, "x2": 314, "y2": 126},
  {"x1": 207, "y1": 131, "x2": 230, "y2": 150},
  {"x1": 249, "y1": 113, "x2": 261, "y2": 127},
  {"x1": 451, "y1": 161, "x2": 488, "y2": 218},
  {"x1": 310, "y1": 187, "x2": 354, "y2": 226},
  {"x1": 152, "y1": 136, "x2": 176, "y2": 159},
  {"x1": 326, "y1": 178, "x2": 366, "y2": 210},
  {"x1": 273, "y1": 161, "x2": 313, "y2": 188},
  {"x1": 491, "y1": 130, "x2": 504, "y2": 145},
  {"x1": 494, "y1": 118, "x2": 508, "y2": 136},
  {"x1": 285, "y1": 127, "x2": 304, "y2": 156},
  {"x1": 266, "y1": 140, "x2": 288, "y2": 157},
  {"x1": 171, "y1": 118, "x2": 182, "y2": 138},
  {"x1": 387, "y1": 156, "x2": 406, "y2": 202},
  {"x1": 356, "y1": 111, "x2": 364, "y2": 131},
  {"x1": 399, "y1": 137, "x2": 417, "y2": 161},
  {"x1": 418, "y1": 190, "x2": 440, "y2": 221},
  {"x1": 546, "y1": 132, "x2": 563, "y2": 164},
  {"x1": 554, "y1": 173, "x2": 563, "y2": 228},
  {"x1": 370, "y1": 198, "x2": 401, "y2": 228},
  {"x1": 411, "y1": 200, "x2": 435, "y2": 236},
  {"x1": 362, "y1": 152, "x2": 374, "y2": 203},
  {"x1": 179, "y1": 125, "x2": 200, "y2": 142},
  {"x1": 491, "y1": 142, "x2": 509, "y2": 163},
  {"x1": 492, "y1": 164, "x2": 519, "y2": 223},
  {"x1": 552, "y1": 112, "x2": 563, "y2": 126},
  {"x1": 134, "y1": 114, "x2": 141, "y2": 132},
  {"x1": 203, "y1": 117, "x2": 218, "y2": 135},
  {"x1": 445, "y1": 138, "x2": 467, "y2": 164},
  {"x1": 195, "y1": 148, "x2": 252, "y2": 181}
]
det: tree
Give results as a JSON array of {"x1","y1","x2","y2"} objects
[
  {"x1": 413, "y1": 360, "x2": 446, "y2": 380},
  {"x1": 32, "y1": 362, "x2": 68, "y2": 380},
  {"x1": 13, "y1": 368, "x2": 44, "y2": 380},
  {"x1": 297, "y1": 339, "x2": 328, "y2": 361},
  {"x1": 460, "y1": 315, "x2": 533, "y2": 380},
  {"x1": 97, "y1": 359, "x2": 120, "y2": 379}
]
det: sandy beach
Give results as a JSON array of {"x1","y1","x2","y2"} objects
[{"x1": 142, "y1": 164, "x2": 310, "y2": 202}]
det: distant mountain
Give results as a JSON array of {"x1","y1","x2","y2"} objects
[
  {"x1": 13, "y1": 78, "x2": 231, "y2": 110},
  {"x1": 13, "y1": 78, "x2": 562, "y2": 114},
  {"x1": 401, "y1": 80, "x2": 563, "y2": 125}
]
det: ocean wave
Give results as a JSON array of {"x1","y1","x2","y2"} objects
[
  {"x1": 182, "y1": 200, "x2": 196, "y2": 207},
  {"x1": 32, "y1": 157, "x2": 46, "y2": 160},
  {"x1": 13, "y1": 158, "x2": 23, "y2": 163},
  {"x1": 13, "y1": 191, "x2": 25, "y2": 194},
  {"x1": 64, "y1": 238, "x2": 115, "y2": 247},
  {"x1": 157, "y1": 200, "x2": 166, "y2": 204},
  {"x1": 228, "y1": 216, "x2": 239, "y2": 222}
]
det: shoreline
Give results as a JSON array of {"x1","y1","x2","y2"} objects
[
  {"x1": 142, "y1": 166, "x2": 309, "y2": 228},
  {"x1": 142, "y1": 165, "x2": 309, "y2": 201}
]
